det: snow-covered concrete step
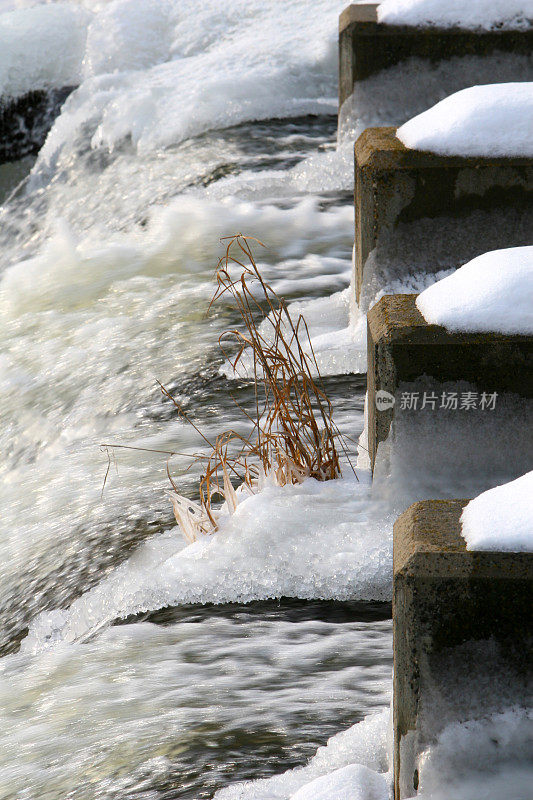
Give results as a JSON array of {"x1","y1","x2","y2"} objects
[
  {"x1": 354, "y1": 127, "x2": 533, "y2": 304},
  {"x1": 0, "y1": 86, "x2": 75, "y2": 164},
  {"x1": 339, "y1": 3, "x2": 533, "y2": 108},
  {"x1": 366, "y1": 293, "x2": 532, "y2": 471},
  {"x1": 392, "y1": 498, "x2": 533, "y2": 798}
]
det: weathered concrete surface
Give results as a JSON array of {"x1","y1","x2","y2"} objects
[
  {"x1": 0, "y1": 86, "x2": 75, "y2": 164},
  {"x1": 366, "y1": 294, "x2": 533, "y2": 470},
  {"x1": 354, "y1": 127, "x2": 533, "y2": 303},
  {"x1": 339, "y1": 4, "x2": 533, "y2": 106},
  {"x1": 393, "y1": 499, "x2": 533, "y2": 798}
]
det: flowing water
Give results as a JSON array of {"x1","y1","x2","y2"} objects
[
  {"x1": 0, "y1": 2, "x2": 531, "y2": 799},
  {"x1": 0, "y1": 2, "x2": 394, "y2": 797}
]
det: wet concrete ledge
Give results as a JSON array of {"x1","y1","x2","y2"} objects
[
  {"x1": 339, "y1": 3, "x2": 533, "y2": 106},
  {"x1": 393, "y1": 499, "x2": 533, "y2": 798},
  {"x1": 366, "y1": 294, "x2": 533, "y2": 471},
  {"x1": 0, "y1": 86, "x2": 75, "y2": 164},
  {"x1": 354, "y1": 127, "x2": 533, "y2": 303}
]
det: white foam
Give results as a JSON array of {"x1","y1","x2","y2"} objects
[
  {"x1": 378, "y1": 0, "x2": 533, "y2": 30},
  {"x1": 0, "y1": 196, "x2": 353, "y2": 316},
  {"x1": 0, "y1": 3, "x2": 90, "y2": 99},
  {"x1": 397, "y1": 83, "x2": 533, "y2": 157},
  {"x1": 461, "y1": 471, "x2": 533, "y2": 551},
  {"x1": 36, "y1": 0, "x2": 345, "y2": 161},
  {"x1": 416, "y1": 246, "x2": 533, "y2": 334}
]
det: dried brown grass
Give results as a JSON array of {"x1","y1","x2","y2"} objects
[{"x1": 164, "y1": 234, "x2": 352, "y2": 542}]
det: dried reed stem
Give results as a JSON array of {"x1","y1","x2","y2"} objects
[{"x1": 167, "y1": 234, "x2": 350, "y2": 542}]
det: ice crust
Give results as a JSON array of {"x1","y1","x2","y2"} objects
[
  {"x1": 30, "y1": 0, "x2": 346, "y2": 160},
  {"x1": 416, "y1": 247, "x2": 533, "y2": 334},
  {"x1": 397, "y1": 83, "x2": 533, "y2": 156},
  {"x1": 23, "y1": 383, "x2": 532, "y2": 652},
  {"x1": 461, "y1": 471, "x2": 533, "y2": 551},
  {"x1": 378, "y1": 0, "x2": 533, "y2": 30}
]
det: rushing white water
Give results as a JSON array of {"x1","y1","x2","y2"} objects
[
  {"x1": 1, "y1": 1, "x2": 530, "y2": 798},
  {"x1": 0, "y1": 613, "x2": 393, "y2": 798}
]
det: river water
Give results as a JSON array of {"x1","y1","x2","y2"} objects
[
  {"x1": 1, "y1": 2, "x2": 531, "y2": 799},
  {"x1": 0, "y1": 2, "x2": 396, "y2": 797}
]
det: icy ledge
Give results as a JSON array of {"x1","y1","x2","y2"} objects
[
  {"x1": 461, "y1": 471, "x2": 533, "y2": 552},
  {"x1": 416, "y1": 246, "x2": 533, "y2": 334},
  {"x1": 396, "y1": 83, "x2": 533, "y2": 157},
  {"x1": 378, "y1": 0, "x2": 533, "y2": 30}
]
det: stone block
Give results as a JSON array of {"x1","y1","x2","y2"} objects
[
  {"x1": 354, "y1": 128, "x2": 533, "y2": 304},
  {"x1": 393, "y1": 499, "x2": 533, "y2": 797},
  {"x1": 366, "y1": 294, "x2": 533, "y2": 470},
  {"x1": 339, "y1": 4, "x2": 533, "y2": 107}
]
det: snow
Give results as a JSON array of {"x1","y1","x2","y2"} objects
[
  {"x1": 338, "y1": 52, "x2": 533, "y2": 145},
  {"x1": 415, "y1": 246, "x2": 533, "y2": 334},
  {"x1": 396, "y1": 83, "x2": 533, "y2": 157},
  {"x1": 461, "y1": 471, "x2": 533, "y2": 551},
  {"x1": 0, "y1": 3, "x2": 90, "y2": 99},
  {"x1": 289, "y1": 764, "x2": 388, "y2": 800},
  {"x1": 378, "y1": 0, "x2": 533, "y2": 30}
]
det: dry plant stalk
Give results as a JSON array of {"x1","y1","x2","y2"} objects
[{"x1": 166, "y1": 234, "x2": 350, "y2": 542}]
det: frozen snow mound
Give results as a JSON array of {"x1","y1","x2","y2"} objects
[
  {"x1": 396, "y1": 83, "x2": 533, "y2": 157},
  {"x1": 289, "y1": 764, "x2": 388, "y2": 800},
  {"x1": 416, "y1": 246, "x2": 533, "y2": 334},
  {"x1": 378, "y1": 0, "x2": 533, "y2": 30},
  {"x1": 0, "y1": 3, "x2": 90, "y2": 100},
  {"x1": 461, "y1": 471, "x2": 533, "y2": 552}
]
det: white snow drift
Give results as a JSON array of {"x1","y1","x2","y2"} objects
[
  {"x1": 416, "y1": 247, "x2": 533, "y2": 334},
  {"x1": 397, "y1": 83, "x2": 533, "y2": 157},
  {"x1": 461, "y1": 471, "x2": 533, "y2": 551}
]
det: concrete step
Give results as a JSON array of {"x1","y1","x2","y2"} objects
[
  {"x1": 354, "y1": 127, "x2": 533, "y2": 304},
  {"x1": 393, "y1": 498, "x2": 532, "y2": 798},
  {"x1": 339, "y1": 3, "x2": 533, "y2": 107},
  {"x1": 366, "y1": 293, "x2": 533, "y2": 470}
]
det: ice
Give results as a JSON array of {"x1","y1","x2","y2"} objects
[
  {"x1": 0, "y1": 3, "x2": 90, "y2": 99},
  {"x1": 358, "y1": 206, "x2": 533, "y2": 309},
  {"x1": 24, "y1": 382, "x2": 532, "y2": 651},
  {"x1": 416, "y1": 247, "x2": 533, "y2": 334},
  {"x1": 397, "y1": 83, "x2": 533, "y2": 156},
  {"x1": 380, "y1": 382, "x2": 533, "y2": 506},
  {"x1": 22, "y1": 473, "x2": 396, "y2": 652},
  {"x1": 215, "y1": 709, "x2": 390, "y2": 800},
  {"x1": 378, "y1": 0, "x2": 533, "y2": 30},
  {"x1": 338, "y1": 52, "x2": 533, "y2": 143},
  {"x1": 412, "y1": 708, "x2": 533, "y2": 800},
  {"x1": 289, "y1": 764, "x2": 388, "y2": 800},
  {"x1": 34, "y1": 0, "x2": 346, "y2": 161},
  {"x1": 461, "y1": 471, "x2": 533, "y2": 551}
]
